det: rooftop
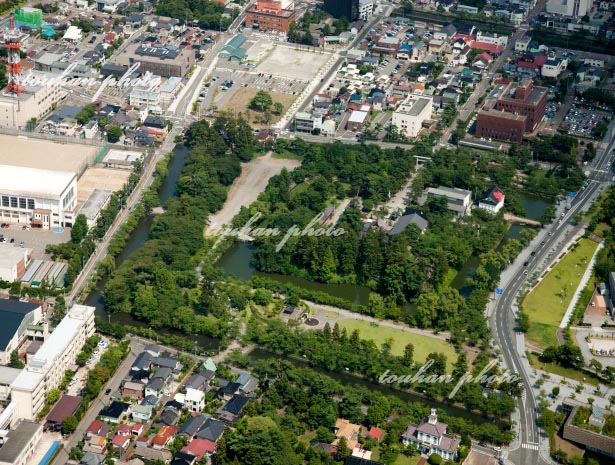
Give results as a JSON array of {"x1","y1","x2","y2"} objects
[
  {"x1": 0, "y1": 165, "x2": 76, "y2": 200},
  {"x1": 396, "y1": 96, "x2": 432, "y2": 116},
  {"x1": 0, "y1": 421, "x2": 42, "y2": 463},
  {"x1": 47, "y1": 395, "x2": 82, "y2": 424},
  {"x1": 478, "y1": 109, "x2": 527, "y2": 121},
  {"x1": 0, "y1": 299, "x2": 40, "y2": 351},
  {"x1": 11, "y1": 305, "x2": 95, "y2": 392}
]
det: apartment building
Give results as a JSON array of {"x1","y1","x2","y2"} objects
[{"x1": 391, "y1": 94, "x2": 433, "y2": 138}]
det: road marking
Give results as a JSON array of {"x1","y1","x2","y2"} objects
[{"x1": 522, "y1": 443, "x2": 539, "y2": 450}]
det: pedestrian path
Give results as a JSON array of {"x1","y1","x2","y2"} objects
[{"x1": 522, "y1": 443, "x2": 540, "y2": 450}]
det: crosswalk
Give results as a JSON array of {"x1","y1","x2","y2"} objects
[{"x1": 522, "y1": 443, "x2": 539, "y2": 450}]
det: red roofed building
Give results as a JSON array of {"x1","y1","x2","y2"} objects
[
  {"x1": 152, "y1": 425, "x2": 178, "y2": 450},
  {"x1": 368, "y1": 426, "x2": 384, "y2": 441},
  {"x1": 478, "y1": 186, "x2": 505, "y2": 213},
  {"x1": 470, "y1": 41, "x2": 502, "y2": 55},
  {"x1": 181, "y1": 439, "x2": 217, "y2": 460},
  {"x1": 111, "y1": 434, "x2": 131, "y2": 450},
  {"x1": 104, "y1": 32, "x2": 117, "y2": 44},
  {"x1": 132, "y1": 423, "x2": 144, "y2": 436},
  {"x1": 86, "y1": 420, "x2": 104, "y2": 437},
  {"x1": 117, "y1": 424, "x2": 131, "y2": 436},
  {"x1": 516, "y1": 54, "x2": 548, "y2": 72}
]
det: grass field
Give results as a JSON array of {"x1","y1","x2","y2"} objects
[
  {"x1": 336, "y1": 319, "x2": 457, "y2": 368},
  {"x1": 522, "y1": 238, "x2": 599, "y2": 349},
  {"x1": 392, "y1": 455, "x2": 422, "y2": 465},
  {"x1": 220, "y1": 87, "x2": 296, "y2": 128},
  {"x1": 526, "y1": 352, "x2": 600, "y2": 386}
]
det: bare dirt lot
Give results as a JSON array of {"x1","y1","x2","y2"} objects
[
  {"x1": 0, "y1": 135, "x2": 99, "y2": 174},
  {"x1": 255, "y1": 46, "x2": 329, "y2": 80},
  {"x1": 219, "y1": 87, "x2": 297, "y2": 128},
  {"x1": 77, "y1": 167, "x2": 132, "y2": 202},
  {"x1": 206, "y1": 152, "x2": 301, "y2": 236}
]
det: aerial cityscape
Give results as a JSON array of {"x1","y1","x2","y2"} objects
[{"x1": 0, "y1": 0, "x2": 614, "y2": 465}]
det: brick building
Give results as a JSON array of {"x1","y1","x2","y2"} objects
[
  {"x1": 495, "y1": 80, "x2": 547, "y2": 132},
  {"x1": 476, "y1": 109, "x2": 526, "y2": 142},
  {"x1": 475, "y1": 80, "x2": 547, "y2": 142},
  {"x1": 245, "y1": 1, "x2": 296, "y2": 33}
]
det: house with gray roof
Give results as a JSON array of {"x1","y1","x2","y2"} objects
[{"x1": 196, "y1": 418, "x2": 225, "y2": 442}]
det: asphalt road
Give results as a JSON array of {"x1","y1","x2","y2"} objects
[{"x1": 493, "y1": 127, "x2": 615, "y2": 465}]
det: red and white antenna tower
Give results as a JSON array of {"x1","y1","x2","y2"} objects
[{"x1": 4, "y1": 15, "x2": 23, "y2": 97}]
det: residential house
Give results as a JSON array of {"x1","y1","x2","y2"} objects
[
  {"x1": 178, "y1": 414, "x2": 208, "y2": 439},
  {"x1": 196, "y1": 417, "x2": 226, "y2": 442},
  {"x1": 477, "y1": 187, "x2": 505, "y2": 213},
  {"x1": 236, "y1": 373, "x2": 259, "y2": 395},
  {"x1": 152, "y1": 425, "x2": 178, "y2": 450},
  {"x1": 181, "y1": 439, "x2": 216, "y2": 461},
  {"x1": 86, "y1": 420, "x2": 110, "y2": 439},
  {"x1": 144, "y1": 344, "x2": 161, "y2": 357},
  {"x1": 184, "y1": 388, "x2": 205, "y2": 412},
  {"x1": 145, "y1": 377, "x2": 166, "y2": 398},
  {"x1": 217, "y1": 395, "x2": 249, "y2": 425},
  {"x1": 99, "y1": 401, "x2": 130, "y2": 424},
  {"x1": 401, "y1": 409, "x2": 460, "y2": 461},
  {"x1": 160, "y1": 404, "x2": 181, "y2": 426},
  {"x1": 202, "y1": 358, "x2": 217, "y2": 372},
  {"x1": 171, "y1": 451, "x2": 197, "y2": 465},
  {"x1": 111, "y1": 434, "x2": 130, "y2": 451},
  {"x1": 132, "y1": 423, "x2": 144, "y2": 437},
  {"x1": 132, "y1": 404, "x2": 153, "y2": 422},
  {"x1": 334, "y1": 418, "x2": 361, "y2": 449},
  {"x1": 80, "y1": 452, "x2": 107, "y2": 465},
  {"x1": 84, "y1": 434, "x2": 107, "y2": 454},
  {"x1": 131, "y1": 352, "x2": 152, "y2": 372},
  {"x1": 153, "y1": 357, "x2": 182, "y2": 372},
  {"x1": 217, "y1": 382, "x2": 241, "y2": 401},
  {"x1": 122, "y1": 381, "x2": 145, "y2": 399},
  {"x1": 185, "y1": 374, "x2": 209, "y2": 392}
]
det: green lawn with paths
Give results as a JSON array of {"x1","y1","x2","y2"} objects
[
  {"x1": 522, "y1": 238, "x2": 598, "y2": 349},
  {"x1": 336, "y1": 319, "x2": 457, "y2": 368}
]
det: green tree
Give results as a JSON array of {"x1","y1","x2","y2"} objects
[
  {"x1": 71, "y1": 214, "x2": 89, "y2": 244},
  {"x1": 62, "y1": 415, "x2": 78, "y2": 435},
  {"x1": 10, "y1": 350, "x2": 24, "y2": 369},
  {"x1": 52, "y1": 296, "x2": 67, "y2": 326},
  {"x1": 106, "y1": 125, "x2": 122, "y2": 143},
  {"x1": 273, "y1": 102, "x2": 284, "y2": 115},
  {"x1": 336, "y1": 436, "x2": 351, "y2": 462},
  {"x1": 76, "y1": 103, "x2": 96, "y2": 125},
  {"x1": 428, "y1": 453, "x2": 443, "y2": 465},
  {"x1": 249, "y1": 90, "x2": 273, "y2": 112}
]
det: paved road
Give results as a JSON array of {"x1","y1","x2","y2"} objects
[{"x1": 494, "y1": 124, "x2": 615, "y2": 465}]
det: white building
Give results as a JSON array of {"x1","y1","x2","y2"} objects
[
  {"x1": 358, "y1": 0, "x2": 374, "y2": 20},
  {"x1": 0, "y1": 70, "x2": 65, "y2": 130},
  {"x1": 515, "y1": 36, "x2": 532, "y2": 52},
  {"x1": 62, "y1": 26, "x2": 82, "y2": 43},
  {"x1": 402, "y1": 409, "x2": 460, "y2": 461},
  {"x1": 475, "y1": 31, "x2": 508, "y2": 47},
  {"x1": 477, "y1": 186, "x2": 505, "y2": 213},
  {"x1": 184, "y1": 388, "x2": 205, "y2": 412},
  {"x1": 0, "y1": 244, "x2": 33, "y2": 283},
  {"x1": 0, "y1": 421, "x2": 42, "y2": 465},
  {"x1": 426, "y1": 186, "x2": 472, "y2": 216},
  {"x1": 542, "y1": 57, "x2": 568, "y2": 78},
  {"x1": 0, "y1": 165, "x2": 78, "y2": 229},
  {"x1": 10, "y1": 305, "x2": 95, "y2": 421},
  {"x1": 130, "y1": 85, "x2": 162, "y2": 113},
  {"x1": 391, "y1": 94, "x2": 433, "y2": 138},
  {"x1": 547, "y1": 0, "x2": 592, "y2": 17}
]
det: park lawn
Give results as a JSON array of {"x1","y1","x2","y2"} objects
[
  {"x1": 336, "y1": 319, "x2": 457, "y2": 369},
  {"x1": 220, "y1": 87, "x2": 296, "y2": 128},
  {"x1": 526, "y1": 352, "x2": 600, "y2": 386},
  {"x1": 522, "y1": 238, "x2": 598, "y2": 349}
]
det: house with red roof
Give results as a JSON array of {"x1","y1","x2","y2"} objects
[
  {"x1": 478, "y1": 186, "x2": 505, "y2": 213},
  {"x1": 516, "y1": 54, "x2": 548, "y2": 73},
  {"x1": 132, "y1": 423, "x2": 145, "y2": 437},
  {"x1": 181, "y1": 439, "x2": 217, "y2": 460},
  {"x1": 367, "y1": 427, "x2": 384, "y2": 441},
  {"x1": 470, "y1": 41, "x2": 502, "y2": 55},
  {"x1": 111, "y1": 434, "x2": 131, "y2": 451},
  {"x1": 473, "y1": 52, "x2": 493, "y2": 69},
  {"x1": 86, "y1": 420, "x2": 105, "y2": 437},
  {"x1": 117, "y1": 424, "x2": 131, "y2": 436},
  {"x1": 152, "y1": 425, "x2": 178, "y2": 450}
]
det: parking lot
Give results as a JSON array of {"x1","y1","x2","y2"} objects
[
  {"x1": 0, "y1": 225, "x2": 70, "y2": 260},
  {"x1": 67, "y1": 337, "x2": 110, "y2": 397},
  {"x1": 562, "y1": 98, "x2": 612, "y2": 138}
]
